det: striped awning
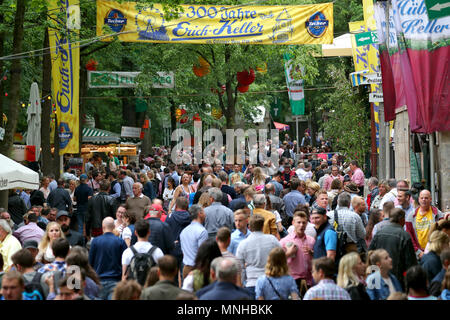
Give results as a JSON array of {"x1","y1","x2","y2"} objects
[
  {"x1": 350, "y1": 69, "x2": 369, "y2": 86},
  {"x1": 82, "y1": 127, "x2": 120, "y2": 144}
]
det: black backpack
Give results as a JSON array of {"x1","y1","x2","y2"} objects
[
  {"x1": 118, "y1": 181, "x2": 127, "y2": 203},
  {"x1": 126, "y1": 245, "x2": 158, "y2": 286},
  {"x1": 332, "y1": 210, "x2": 348, "y2": 265},
  {"x1": 23, "y1": 272, "x2": 46, "y2": 300}
]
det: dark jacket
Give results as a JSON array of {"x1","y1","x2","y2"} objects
[
  {"x1": 369, "y1": 222, "x2": 417, "y2": 286},
  {"x1": 229, "y1": 195, "x2": 247, "y2": 212},
  {"x1": 313, "y1": 222, "x2": 335, "y2": 259},
  {"x1": 165, "y1": 210, "x2": 191, "y2": 257},
  {"x1": 47, "y1": 187, "x2": 72, "y2": 212},
  {"x1": 65, "y1": 230, "x2": 85, "y2": 247},
  {"x1": 221, "y1": 185, "x2": 237, "y2": 200},
  {"x1": 420, "y1": 251, "x2": 442, "y2": 283},
  {"x1": 346, "y1": 282, "x2": 371, "y2": 301},
  {"x1": 143, "y1": 182, "x2": 156, "y2": 200},
  {"x1": 144, "y1": 217, "x2": 174, "y2": 255},
  {"x1": 268, "y1": 194, "x2": 286, "y2": 219},
  {"x1": 30, "y1": 190, "x2": 45, "y2": 206},
  {"x1": 429, "y1": 268, "x2": 446, "y2": 297},
  {"x1": 199, "y1": 281, "x2": 252, "y2": 300},
  {"x1": 86, "y1": 192, "x2": 117, "y2": 236},
  {"x1": 8, "y1": 194, "x2": 27, "y2": 225},
  {"x1": 140, "y1": 280, "x2": 187, "y2": 300},
  {"x1": 88, "y1": 232, "x2": 127, "y2": 281}
]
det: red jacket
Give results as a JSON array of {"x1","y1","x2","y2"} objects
[{"x1": 405, "y1": 206, "x2": 442, "y2": 253}]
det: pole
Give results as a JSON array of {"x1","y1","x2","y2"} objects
[
  {"x1": 296, "y1": 116, "x2": 299, "y2": 154},
  {"x1": 430, "y1": 133, "x2": 436, "y2": 205},
  {"x1": 386, "y1": 121, "x2": 390, "y2": 179},
  {"x1": 369, "y1": 102, "x2": 378, "y2": 177}
]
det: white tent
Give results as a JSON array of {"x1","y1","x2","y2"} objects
[
  {"x1": 0, "y1": 153, "x2": 40, "y2": 190},
  {"x1": 321, "y1": 33, "x2": 353, "y2": 57}
]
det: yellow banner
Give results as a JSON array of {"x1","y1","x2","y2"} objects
[
  {"x1": 48, "y1": 0, "x2": 80, "y2": 155},
  {"x1": 97, "y1": 1, "x2": 333, "y2": 45}
]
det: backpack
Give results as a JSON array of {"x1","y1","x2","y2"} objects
[
  {"x1": 118, "y1": 181, "x2": 127, "y2": 203},
  {"x1": 23, "y1": 272, "x2": 46, "y2": 300},
  {"x1": 282, "y1": 149, "x2": 291, "y2": 159},
  {"x1": 126, "y1": 245, "x2": 158, "y2": 286},
  {"x1": 332, "y1": 209, "x2": 348, "y2": 264}
]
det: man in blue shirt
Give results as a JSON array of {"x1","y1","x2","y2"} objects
[
  {"x1": 283, "y1": 178, "x2": 307, "y2": 224},
  {"x1": 310, "y1": 207, "x2": 337, "y2": 261},
  {"x1": 228, "y1": 209, "x2": 251, "y2": 255},
  {"x1": 88, "y1": 217, "x2": 127, "y2": 300},
  {"x1": 180, "y1": 204, "x2": 208, "y2": 279}
]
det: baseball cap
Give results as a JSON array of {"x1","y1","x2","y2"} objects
[
  {"x1": 80, "y1": 173, "x2": 88, "y2": 180},
  {"x1": 56, "y1": 210, "x2": 70, "y2": 220},
  {"x1": 343, "y1": 174, "x2": 351, "y2": 182},
  {"x1": 23, "y1": 240, "x2": 38, "y2": 249}
]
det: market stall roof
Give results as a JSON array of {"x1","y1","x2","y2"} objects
[
  {"x1": 82, "y1": 127, "x2": 120, "y2": 144},
  {"x1": 321, "y1": 33, "x2": 353, "y2": 57},
  {"x1": 0, "y1": 153, "x2": 40, "y2": 190}
]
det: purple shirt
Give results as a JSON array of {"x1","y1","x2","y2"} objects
[
  {"x1": 280, "y1": 232, "x2": 315, "y2": 285},
  {"x1": 351, "y1": 168, "x2": 365, "y2": 187},
  {"x1": 12, "y1": 222, "x2": 44, "y2": 245}
]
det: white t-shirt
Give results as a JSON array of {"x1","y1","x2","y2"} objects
[
  {"x1": 122, "y1": 226, "x2": 133, "y2": 240},
  {"x1": 121, "y1": 241, "x2": 164, "y2": 267},
  {"x1": 382, "y1": 276, "x2": 396, "y2": 295}
]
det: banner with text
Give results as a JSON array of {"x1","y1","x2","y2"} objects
[
  {"x1": 97, "y1": 1, "x2": 334, "y2": 45},
  {"x1": 48, "y1": 0, "x2": 80, "y2": 155},
  {"x1": 283, "y1": 53, "x2": 305, "y2": 116},
  {"x1": 88, "y1": 71, "x2": 174, "y2": 88}
]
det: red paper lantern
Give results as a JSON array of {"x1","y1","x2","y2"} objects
[
  {"x1": 238, "y1": 85, "x2": 249, "y2": 93},
  {"x1": 236, "y1": 69, "x2": 255, "y2": 86},
  {"x1": 85, "y1": 59, "x2": 98, "y2": 71},
  {"x1": 192, "y1": 113, "x2": 201, "y2": 121},
  {"x1": 192, "y1": 56, "x2": 210, "y2": 77}
]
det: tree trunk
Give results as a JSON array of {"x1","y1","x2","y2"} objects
[
  {"x1": 0, "y1": 0, "x2": 26, "y2": 210},
  {"x1": 0, "y1": 0, "x2": 26, "y2": 157},
  {"x1": 0, "y1": 0, "x2": 5, "y2": 130},
  {"x1": 41, "y1": 29, "x2": 53, "y2": 176},
  {"x1": 169, "y1": 98, "x2": 177, "y2": 148},
  {"x1": 223, "y1": 45, "x2": 236, "y2": 129},
  {"x1": 52, "y1": 113, "x2": 61, "y2": 179}
]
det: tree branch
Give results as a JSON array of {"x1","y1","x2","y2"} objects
[{"x1": 81, "y1": 41, "x2": 113, "y2": 56}]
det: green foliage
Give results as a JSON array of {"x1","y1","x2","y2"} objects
[{"x1": 321, "y1": 63, "x2": 370, "y2": 162}]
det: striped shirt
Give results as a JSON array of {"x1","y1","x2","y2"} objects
[
  {"x1": 303, "y1": 279, "x2": 351, "y2": 300},
  {"x1": 326, "y1": 208, "x2": 366, "y2": 244}
]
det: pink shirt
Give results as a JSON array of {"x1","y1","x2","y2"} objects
[
  {"x1": 351, "y1": 168, "x2": 365, "y2": 187},
  {"x1": 280, "y1": 232, "x2": 315, "y2": 285},
  {"x1": 323, "y1": 174, "x2": 344, "y2": 191}
]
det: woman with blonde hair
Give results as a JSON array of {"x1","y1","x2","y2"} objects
[
  {"x1": 252, "y1": 167, "x2": 268, "y2": 188},
  {"x1": 337, "y1": 252, "x2": 370, "y2": 300},
  {"x1": 230, "y1": 173, "x2": 242, "y2": 186},
  {"x1": 255, "y1": 247, "x2": 300, "y2": 300},
  {"x1": 306, "y1": 181, "x2": 320, "y2": 206},
  {"x1": 36, "y1": 221, "x2": 66, "y2": 264},
  {"x1": 168, "y1": 172, "x2": 195, "y2": 213},
  {"x1": 371, "y1": 180, "x2": 395, "y2": 210},
  {"x1": 139, "y1": 172, "x2": 155, "y2": 200},
  {"x1": 420, "y1": 230, "x2": 450, "y2": 281},
  {"x1": 198, "y1": 191, "x2": 212, "y2": 209}
]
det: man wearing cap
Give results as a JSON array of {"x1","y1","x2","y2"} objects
[
  {"x1": 12, "y1": 213, "x2": 44, "y2": 245},
  {"x1": 74, "y1": 174, "x2": 93, "y2": 235},
  {"x1": 56, "y1": 211, "x2": 85, "y2": 247},
  {"x1": 22, "y1": 240, "x2": 44, "y2": 271},
  {"x1": 343, "y1": 182, "x2": 361, "y2": 203},
  {"x1": 310, "y1": 207, "x2": 337, "y2": 261}
]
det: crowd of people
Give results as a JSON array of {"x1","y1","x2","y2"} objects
[{"x1": 1, "y1": 138, "x2": 449, "y2": 301}]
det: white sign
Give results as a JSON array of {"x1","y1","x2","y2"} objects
[
  {"x1": 12, "y1": 145, "x2": 26, "y2": 162},
  {"x1": 0, "y1": 127, "x2": 4, "y2": 141},
  {"x1": 121, "y1": 126, "x2": 141, "y2": 138},
  {"x1": 364, "y1": 72, "x2": 382, "y2": 84},
  {"x1": 369, "y1": 93, "x2": 384, "y2": 102}
]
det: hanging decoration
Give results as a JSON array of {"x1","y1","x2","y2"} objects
[
  {"x1": 192, "y1": 113, "x2": 201, "y2": 121},
  {"x1": 236, "y1": 69, "x2": 255, "y2": 86},
  {"x1": 237, "y1": 84, "x2": 249, "y2": 93},
  {"x1": 192, "y1": 56, "x2": 210, "y2": 77},
  {"x1": 210, "y1": 84, "x2": 226, "y2": 95},
  {"x1": 85, "y1": 59, "x2": 98, "y2": 71},
  {"x1": 176, "y1": 108, "x2": 188, "y2": 123},
  {"x1": 256, "y1": 63, "x2": 268, "y2": 74},
  {"x1": 211, "y1": 107, "x2": 223, "y2": 119}
]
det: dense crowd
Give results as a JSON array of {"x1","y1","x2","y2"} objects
[{"x1": 1, "y1": 138, "x2": 449, "y2": 301}]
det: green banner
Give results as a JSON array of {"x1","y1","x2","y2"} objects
[
  {"x1": 355, "y1": 31, "x2": 378, "y2": 46},
  {"x1": 283, "y1": 53, "x2": 305, "y2": 115}
]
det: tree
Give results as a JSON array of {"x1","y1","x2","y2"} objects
[{"x1": 320, "y1": 63, "x2": 370, "y2": 163}]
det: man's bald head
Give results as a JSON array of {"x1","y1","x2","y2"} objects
[
  {"x1": 102, "y1": 217, "x2": 115, "y2": 232},
  {"x1": 419, "y1": 189, "x2": 432, "y2": 209}
]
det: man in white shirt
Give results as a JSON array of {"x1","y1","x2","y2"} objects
[
  {"x1": 121, "y1": 219, "x2": 164, "y2": 281},
  {"x1": 296, "y1": 162, "x2": 313, "y2": 181}
]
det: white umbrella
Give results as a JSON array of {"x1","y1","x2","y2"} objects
[
  {"x1": 0, "y1": 153, "x2": 40, "y2": 190},
  {"x1": 26, "y1": 82, "x2": 42, "y2": 161}
]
